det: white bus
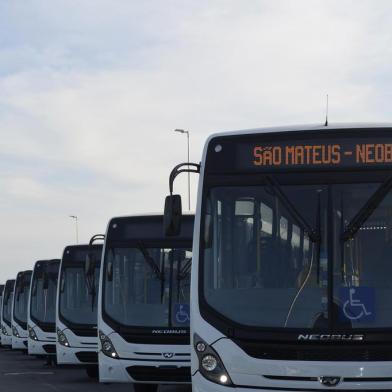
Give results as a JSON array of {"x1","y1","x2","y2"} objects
[
  {"x1": 0, "y1": 284, "x2": 4, "y2": 346},
  {"x1": 12, "y1": 270, "x2": 32, "y2": 350},
  {"x1": 1, "y1": 279, "x2": 15, "y2": 347},
  {"x1": 164, "y1": 124, "x2": 392, "y2": 392},
  {"x1": 98, "y1": 214, "x2": 194, "y2": 391},
  {"x1": 56, "y1": 236, "x2": 103, "y2": 378},
  {"x1": 28, "y1": 259, "x2": 60, "y2": 361}
]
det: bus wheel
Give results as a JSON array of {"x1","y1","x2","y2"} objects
[
  {"x1": 85, "y1": 365, "x2": 99, "y2": 379},
  {"x1": 133, "y1": 384, "x2": 158, "y2": 392}
]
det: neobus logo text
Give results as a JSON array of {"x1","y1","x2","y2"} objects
[
  {"x1": 297, "y1": 334, "x2": 364, "y2": 341},
  {"x1": 151, "y1": 329, "x2": 187, "y2": 334}
]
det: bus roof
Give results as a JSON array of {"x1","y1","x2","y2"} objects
[
  {"x1": 107, "y1": 212, "x2": 195, "y2": 220},
  {"x1": 207, "y1": 123, "x2": 392, "y2": 141},
  {"x1": 32, "y1": 259, "x2": 60, "y2": 270},
  {"x1": 106, "y1": 214, "x2": 194, "y2": 242}
]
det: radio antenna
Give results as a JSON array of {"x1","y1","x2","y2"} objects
[{"x1": 324, "y1": 94, "x2": 329, "y2": 127}]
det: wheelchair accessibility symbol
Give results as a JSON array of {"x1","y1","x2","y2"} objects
[
  {"x1": 340, "y1": 287, "x2": 375, "y2": 322},
  {"x1": 173, "y1": 304, "x2": 190, "y2": 326}
]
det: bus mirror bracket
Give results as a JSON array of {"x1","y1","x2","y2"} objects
[
  {"x1": 164, "y1": 162, "x2": 200, "y2": 237},
  {"x1": 86, "y1": 234, "x2": 105, "y2": 276}
]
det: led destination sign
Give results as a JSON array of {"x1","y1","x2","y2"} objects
[{"x1": 236, "y1": 139, "x2": 392, "y2": 171}]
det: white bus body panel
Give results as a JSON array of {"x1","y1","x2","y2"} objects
[
  {"x1": 191, "y1": 124, "x2": 392, "y2": 391},
  {"x1": 1, "y1": 324, "x2": 12, "y2": 346},
  {"x1": 97, "y1": 217, "x2": 191, "y2": 384},
  {"x1": 11, "y1": 320, "x2": 28, "y2": 350},
  {"x1": 27, "y1": 280, "x2": 56, "y2": 355},
  {"x1": 27, "y1": 317, "x2": 56, "y2": 355},
  {"x1": 56, "y1": 319, "x2": 98, "y2": 365}
]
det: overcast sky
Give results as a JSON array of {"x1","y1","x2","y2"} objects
[{"x1": 1, "y1": 0, "x2": 391, "y2": 282}]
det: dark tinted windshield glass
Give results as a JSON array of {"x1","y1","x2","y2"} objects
[
  {"x1": 104, "y1": 247, "x2": 192, "y2": 327},
  {"x1": 203, "y1": 185, "x2": 325, "y2": 328},
  {"x1": 14, "y1": 272, "x2": 32, "y2": 325},
  {"x1": 333, "y1": 183, "x2": 392, "y2": 328},
  {"x1": 30, "y1": 261, "x2": 59, "y2": 324},
  {"x1": 59, "y1": 247, "x2": 101, "y2": 325},
  {"x1": 3, "y1": 287, "x2": 14, "y2": 326},
  {"x1": 203, "y1": 180, "x2": 392, "y2": 330},
  {"x1": 59, "y1": 246, "x2": 102, "y2": 326}
]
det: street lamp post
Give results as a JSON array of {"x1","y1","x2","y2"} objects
[
  {"x1": 174, "y1": 129, "x2": 191, "y2": 210},
  {"x1": 69, "y1": 215, "x2": 79, "y2": 244}
]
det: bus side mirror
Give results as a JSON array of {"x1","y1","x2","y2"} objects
[
  {"x1": 107, "y1": 261, "x2": 113, "y2": 282},
  {"x1": 164, "y1": 194, "x2": 182, "y2": 236}
]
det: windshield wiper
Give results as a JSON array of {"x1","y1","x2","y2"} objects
[
  {"x1": 137, "y1": 242, "x2": 164, "y2": 281},
  {"x1": 177, "y1": 257, "x2": 192, "y2": 280},
  {"x1": 85, "y1": 273, "x2": 96, "y2": 312},
  {"x1": 341, "y1": 177, "x2": 392, "y2": 242},
  {"x1": 266, "y1": 176, "x2": 321, "y2": 243}
]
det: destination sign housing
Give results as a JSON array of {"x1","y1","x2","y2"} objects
[{"x1": 236, "y1": 139, "x2": 392, "y2": 171}]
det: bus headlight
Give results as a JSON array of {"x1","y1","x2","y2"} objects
[
  {"x1": 28, "y1": 325, "x2": 38, "y2": 341},
  {"x1": 98, "y1": 330, "x2": 119, "y2": 359},
  {"x1": 12, "y1": 326, "x2": 20, "y2": 338},
  {"x1": 194, "y1": 334, "x2": 233, "y2": 386},
  {"x1": 57, "y1": 328, "x2": 70, "y2": 347}
]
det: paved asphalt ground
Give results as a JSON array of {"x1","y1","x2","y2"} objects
[{"x1": 0, "y1": 346, "x2": 191, "y2": 392}]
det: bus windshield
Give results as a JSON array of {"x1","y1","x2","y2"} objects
[
  {"x1": 14, "y1": 271, "x2": 32, "y2": 328},
  {"x1": 30, "y1": 261, "x2": 59, "y2": 325},
  {"x1": 59, "y1": 246, "x2": 102, "y2": 326},
  {"x1": 104, "y1": 246, "x2": 192, "y2": 327},
  {"x1": 202, "y1": 176, "x2": 392, "y2": 330},
  {"x1": 2, "y1": 282, "x2": 14, "y2": 327},
  {"x1": 102, "y1": 215, "x2": 194, "y2": 329}
]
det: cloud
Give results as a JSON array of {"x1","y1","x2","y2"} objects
[{"x1": 1, "y1": 0, "x2": 392, "y2": 281}]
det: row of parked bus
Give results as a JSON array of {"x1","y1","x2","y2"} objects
[
  {"x1": 0, "y1": 213, "x2": 193, "y2": 391},
  {"x1": 2, "y1": 124, "x2": 391, "y2": 392}
]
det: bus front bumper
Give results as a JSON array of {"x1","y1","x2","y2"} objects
[
  {"x1": 1, "y1": 334, "x2": 12, "y2": 346},
  {"x1": 57, "y1": 344, "x2": 98, "y2": 365},
  {"x1": 12, "y1": 335, "x2": 28, "y2": 350},
  {"x1": 28, "y1": 339, "x2": 56, "y2": 356},
  {"x1": 99, "y1": 352, "x2": 191, "y2": 384}
]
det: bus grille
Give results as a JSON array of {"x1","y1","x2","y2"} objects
[
  {"x1": 75, "y1": 351, "x2": 98, "y2": 363},
  {"x1": 235, "y1": 341, "x2": 392, "y2": 361},
  {"x1": 42, "y1": 344, "x2": 56, "y2": 354},
  {"x1": 126, "y1": 366, "x2": 191, "y2": 382}
]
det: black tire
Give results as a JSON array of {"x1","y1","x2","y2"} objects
[
  {"x1": 86, "y1": 365, "x2": 99, "y2": 379},
  {"x1": 133, "y1": 384, "x2": 158, "y2": 392}
]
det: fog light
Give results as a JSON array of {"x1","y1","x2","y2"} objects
[
  {"x1": 196, "y1": 342, "x2": 206, "y2": 352},
  {"x1": 202, "y1": 355, "x2": 218, "y2": 372},
  {"x1": 220, "y1": 375, "x2": 228, "y2": 383}
]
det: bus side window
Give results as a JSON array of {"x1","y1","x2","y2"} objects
[
  {"x1": 260, "y1": 202, "x2": 273, "y2": 236},
  {"x1": 280, "y1": 217, "x2": 288, "y2": 242},
  {"x1": 234, "y1": 199, "x2": 255, "y2": 288}
]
